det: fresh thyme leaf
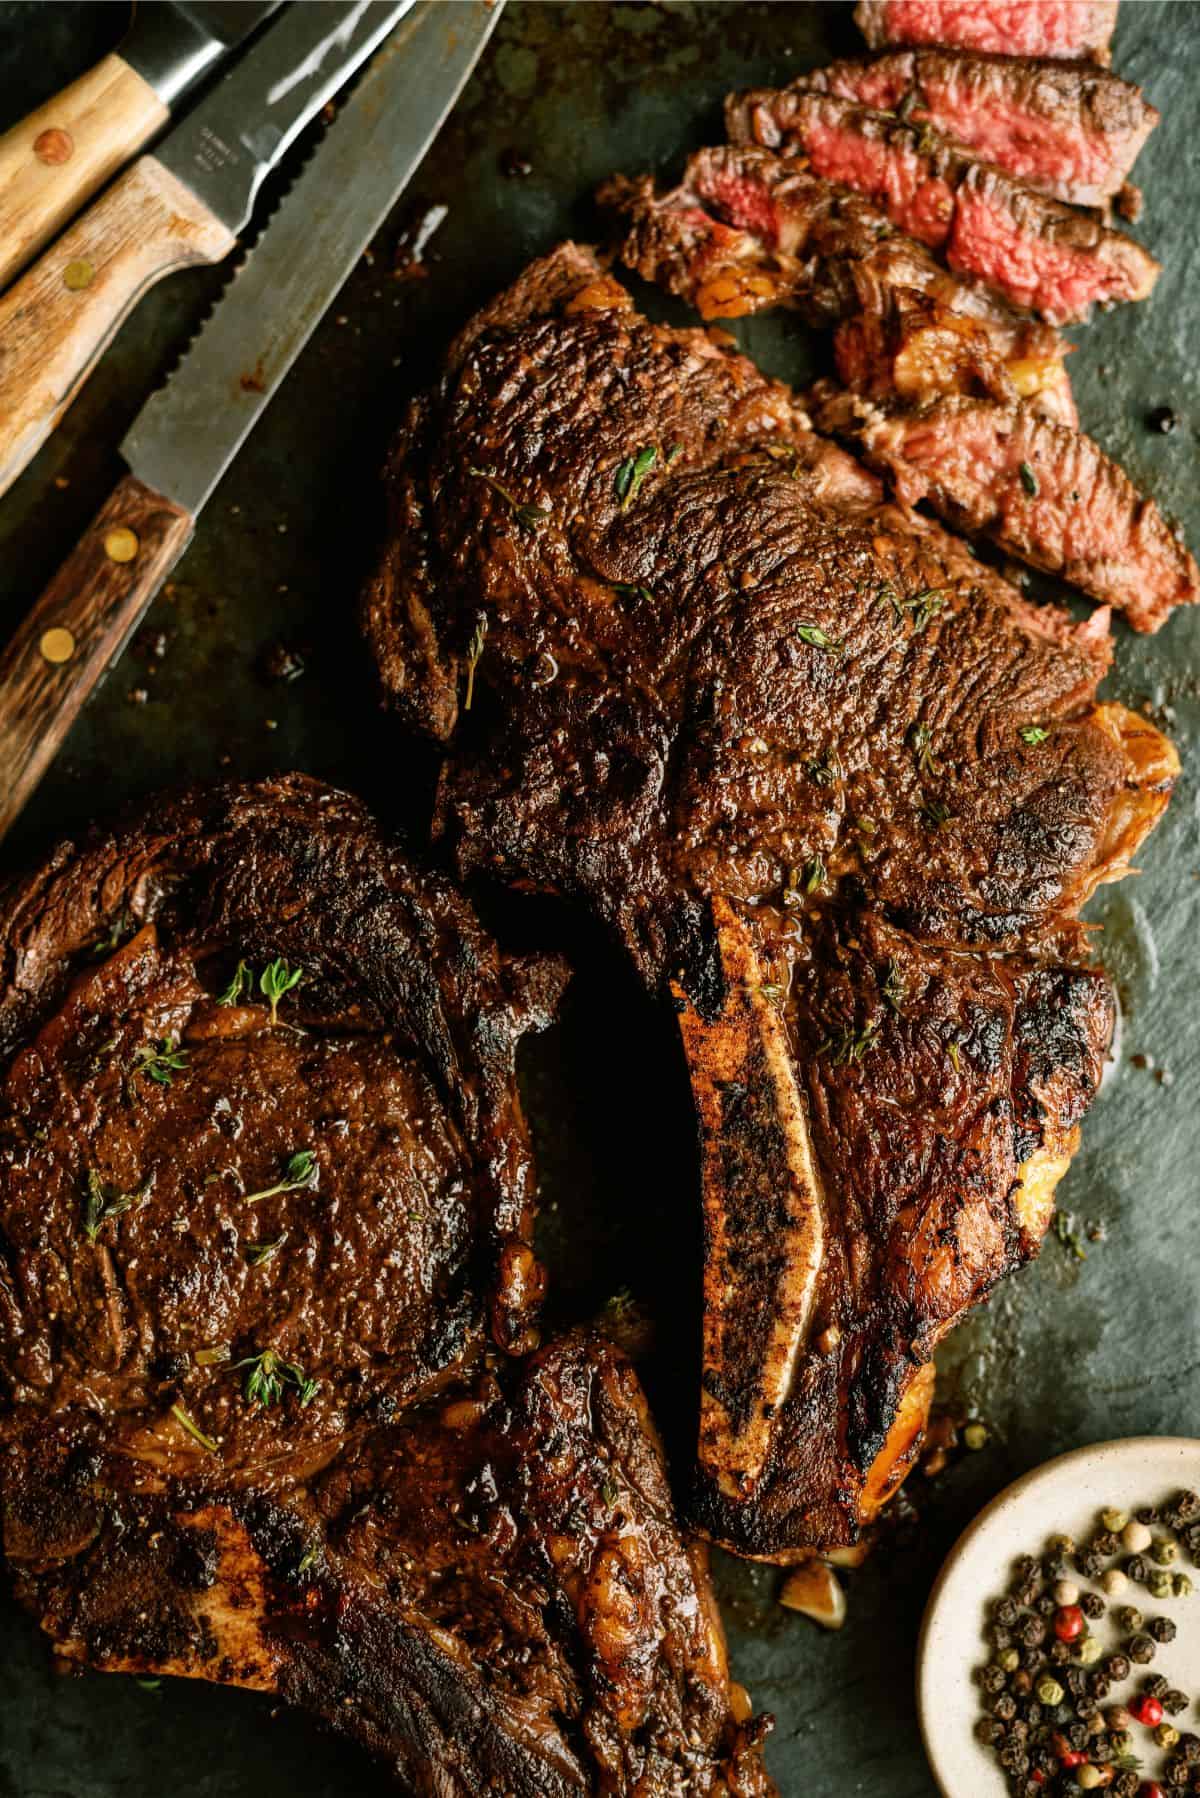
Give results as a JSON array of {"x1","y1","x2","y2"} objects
[
  {"x1": 171, "y1": 1403, "x2": 218, "y2": 1454},
  {"x1": 803, "y1": 854, "x2": 826, "y2": 894},
  {"x1": 876, "y1": 582, "x2": 904, "y2": 624},
  {"x1": 259, "y1": 958, "x2": 303, "y2": 1027},
  {"x1": 242, "y1": 1149, "x2": 317, "y2": 1206},
  {"x1": 1018, "y1": 460, "x2": 1039, "y2": 497},
  {"x1": 614, "y1": 445, "x2": 658, "y2": 510},
  {"x1": 907, "y1": 589, "x2": 947, "y2": 634},
  {"x1": 820, "y1": 1017, "x2": 882, "y2": 1067},
  {"x1": 218, "y1": 959, "x2": 252, "y2": 1006},
  {"x1": 853, "y1": 816, "x2": 877, "y2": 838},
  {"x1": 244, "y1": 1234, "x2": 287, "y2": 1268},
  {"x1": 919, "y1": 797, "x2": 952, "y2": 829},
  {"x1": 613, "y1": 583, "x2": 655, "y2": 604},
  {"x1": 1054, "y1": 1211, "x2": 1088, "y2": 1261},
  {"x1": 468, "y1": 467, "x2": 549, "y2": 532},
  {"x1": 233, "y1": 1347, "x2": 319, "y2": 1410},
  {"x1": 297, "y1": 1543, "x2": 322, "y2": 1577},
  {"x1": 89, "y1": 917, "x2": 128, "y2": 961},
  {"x1": 135, "y1": 1678, "x2": 162, "y2": 1693},
  {"x1": 665, "y1": 443, "x2": 683, "y2": 465},
  {"x1": 464, "y1": 612, "x2": 488, "y2": 711},
  {"x1": 82, "y1": 1169, "x2": 138, "y2": 1242},
  {"x1": 909, "y1": 723, "x2": 937, "y2": 776},
  {"x1": 1020, "y1": 724, "x2": 1049, "y2": 746},
  {"x1": 881, "y1": 961, "x2": 906, "y2": 1013},
  {"x1": 600, "y1": 1474, "x2": 620, "y2": 1508},
  {"x1": 948, "y1": 1040, "x2": 961, "y2": 1073},
  {"x1": 796, "y1": 622, "x2": 843, "y2": 654},
  {"x1": 194, "y1": 1344, "x2": 231, "y2": 1367},
  {"x1": 756, "y1": 982, "x2": 786, "y2": 1007},
  {"x1": 133, "y1": 1035, "x2": 189, "y2": 1087}
]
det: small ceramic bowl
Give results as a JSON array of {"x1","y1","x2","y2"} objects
[{"x1": 917, "y1": 1436, "x2": 1200, "y2": 1797}]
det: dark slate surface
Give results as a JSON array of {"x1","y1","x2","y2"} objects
[{"x1": 1, "y1": 4, "x2": 1198, "y2": 1795}]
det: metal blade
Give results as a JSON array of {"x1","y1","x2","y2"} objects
[
  {"x1": 155, "y1": 0, "x2": 416, "y2": 235},
  {"x1": 122, "y1": 0, "x2": 283, "y2": 108},
  {"x1": 123, "y1": 0, "x2": 503, "y2": 519}
]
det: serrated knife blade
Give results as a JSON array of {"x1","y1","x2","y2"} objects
[
  {"x1": 126, "y1": 0, "x2": 503, "y2": 516},
  {"x1": 0, "y1": 0, "x2": 505, "y2": 842}
]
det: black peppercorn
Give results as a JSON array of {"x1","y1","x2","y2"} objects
[
  {"x1": 993, "y1": 1693, "x2": 1018, "y2": 1720},
  {"x1": 1089, "y1": 1673, "x2": 1113, "y2": 1701},
  {"x1": 1091, "y1": 1733, "x2": 1113, "y2": 1762},
  {"x1": 1066, "y1": 1667, "x2": 1089, "y2": 1696},
  {"x1": 1127, "y1": 1554, "x2": 1151, "y2": 1583},
  {"x1": 1148, "y1": 406, "x2": 1183, "y2": 435},
  {"x1": 1080, "y1": 1591, "x2": 1106, "y2": 1619},
  {"x1": 1165, "y1": 1689, "x2": 1190, "y2": 1716},
  {"x1": 1114, "y1": 1774, "x2": 1140, "y2": 1798},
  {"x1": 1166, "y1": 1762, "x2": 1192, "y2": 1790},
  {"x1": 1025, "y1": 1701, "x2": 1043, "y2": 1728},
  {"x1": 1092, "y1": 1531, "x2": 1120, "y2": 1557},
  {"x1": 982, "y1": 1665, "x2": 1008, "y2": 1692},
  {"x1": 1025, "y1": 1648, "x2": 1049, "y2": 1676},
  {"x1": 1077, "y1": 1551, "x2": 1106, "y2": 1579},
  {"x1": 1138, "y1": 1506, "x2": 1161, "y2": 1525},
  {"x1": 990, "y1": 1623, "x2": 1015, "y2": 1649},
  {"x1": 1036, "y1": 1592, "x2": 1057, "y2": 1617},
  {"x1": 1020, "y1": 1615, "x2": 1046, "y2": 1647},
  {"x1": 1014, "y1": 1553, "x2": 1039, "y2": 1581},
  {"x1": 999, "y1": 1745, "x2": 1029, "y2": 1776},
  {"x1": 1105, "y1": 1654, "x2": 1132, "y2": 1682},
  {"x1": 1068, "y1": 1722, "x2": 1089, "y2": 1751},
  {"x1": 1144, "y1": 1674, "x2": 1170, "y2": 1698},
  {"x1": 1042, "y1": 1554, "x2": 1064, "y2": 1581},
  {"x1": 993, "y1": 1597, "x2": 1020, "y2": 1624},
  {"x1": 1011, "y1": 1670, "x2": 1032, "y2": 1697},
  {"x1": 1129, "y1": 1634, "x2": 1157, "y2": 1664},
  {"x1": 1181, "y1": 1733, "x2": 1200, "y2": 1762},
  {"x1": 1050, "y1": 1640, "x2": 1071, "y2": 1665},
  {"x1": 1150, "y1": 1616, "x2": 1179, "y2": 1643}
]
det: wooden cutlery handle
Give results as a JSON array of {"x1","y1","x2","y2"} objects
[
  {"x1": 0, "y1": 53, "x2": 169, "y2": 291},
  {"x1": 0, "y1": 474, "x2": 194, "y2": 842},
  {"x1": 0, "y1": 155, "x2": 234, "y2": 501}
]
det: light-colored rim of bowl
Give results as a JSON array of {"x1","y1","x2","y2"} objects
[{"x1": 915, "y1": 1435, "x2": 1200, "y2": 1798}]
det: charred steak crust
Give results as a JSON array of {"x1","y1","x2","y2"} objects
[
  {"x1": 360, "y1": 246, "x2": 1178, "y2": 1556},
  {"x1": 10, "y1": 1331, "x2": 774, "y2": 1796},
  {"x1": 732, "y1": 49, "x2": 1159, "y2": 207}
]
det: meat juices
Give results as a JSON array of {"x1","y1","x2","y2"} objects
[
  {"x1": 361, "y1": 245, "x2": 1178, "y2": 1560},
  {"x1": 0, "y1": 774, "x2": 773, "y2": 1795}
]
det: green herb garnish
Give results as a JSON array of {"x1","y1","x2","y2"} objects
[
  {"x1": 297, "y1": 1543, "x2": 322, "y2": 1577},
  {"x1": 803, "y1": 854, "x2": 826, "y2": 894},
  {"x1": 613, "y1": 583, "x2": 655, "y2": 604},
  {"x1": 820, "y1": 1017, "x2": 881, "y2": 1067},
  {"x1": 878, "y1": 584, "x2": 946, "y2": 634},
  {"x1": 218, "y1": 959, "x2": 252, "y2": 1006},
  {"x1": 194, "y1": 1344, "x2": 231, "y2": 1367},
  {"x1": 920, "y1": 797, "x2": 952, "y2": 829},
  {"x1": 614, "y1": 445, "x2": 658, "y2": 510},
  {"x1": 796, "y1": 622, "x2": 843, "y2": 655},
  {"x1": 171, "y1": 1403, "x2": 218, "y2": 1454},
  {"x1": 463, "y1": 613, "x2": 488, "y2": 711},
  {"x1": 243, "y1": 1149, "x2": 317, "y2": 1205},
  {"x1": 133, "y1": 1035, "x2": 189, "y2": 1087},
  {"x1": 234, "y1": 1347, "x2": 319, "y2": 1410},
  {"x1": 468, "y1": 467, "x2": 548, "y2": 531},
  {"x1": 756, "y1": 982, "x2": 786, "y2": 1007},
  {"x1": 135, "y1": 1678, "x2": 162, "y2": 1693},
  {"x1": 881, "y1": 961, "x2": 906, "y2": 1013},
  {"x1": 1054, "y1": 1211, "x2": 1088, "y2": 1261},
  {"x1": 259, "y1": 958, "x2": 302, "y2": 1026},
  {"x1": 600, "y1": 1474, "x2": 620, "y2": 1508},
  {"x1": 910, "y1": 723, "x2": 937, "y2": 776},
  {"x1": 82, "y1": 1169, "x2": 139, "y2": 1242},
  {"x1": 1020, "y1": 724, "x2": 1049, "y2": 746},
  {"x1": 948, "y1": 1040, "x2": 961, "y2": 1074},
  {"x1": 1019, "y1": 460, "x2": 1039, "y2": 497},
  {"x1": 244, "y1": 1234, "x2": 287, "y2": 1267}
]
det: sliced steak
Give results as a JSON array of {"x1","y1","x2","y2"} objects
[
  {"x1": 733, "y1": 49, "x2": 1157, "y2": 206},
  {"x1": 809, "y1": 384, "x2": 1200, "y2": 631},
  {"x1": 723, "y1": 90, "x2": 1159, "y2": 324},
  {"x1": 8, "y1": 1331, "x2": 774, "y2": 1796},
  {"x1": 361, "y1": 245, "x2": 1178, "y2": 1556},
  {"x1": 854, "y1": 0, "x2": 1119, "y2": 64},
  {"x1": 601, "y1": 146, "x2": 1069, "y2": 386}
]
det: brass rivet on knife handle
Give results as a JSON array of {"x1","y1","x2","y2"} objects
[
  {"x1": 0, "y1": 156, "x2": 235, "y2": 504},
  {"x1": 0, "y1": 53, "x2": 167, "y2": 290},
  {"x1": 0, "y1": 474, "x2": 194, "y2": 844}
]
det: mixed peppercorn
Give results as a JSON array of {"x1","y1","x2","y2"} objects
[{"x1": 975, "y1": 1491, "x2": 1200, "y2": 1794}]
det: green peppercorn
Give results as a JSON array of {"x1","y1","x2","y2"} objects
[
  {"x1": 1154, "y1": 1536, "x2": 1181, "y2": 1566},
  {"x1": 1159, "y1": 1722, "x2": 1183, "y2": 1749},
  {"x1": 996, "y1": 1647, "x2": 1021, "y2": 1672},
  {"x1": 1173, "y1": 1571, "x2": 1193, "y2": 1597},
  {"x1": 1102, "y1": 1508, "x2": 1130, "y2": 1533},
  {"x1": 1077, "y1": 1634, "x2": 1103, "y2": 1665},
  {"x1": 1152, "y1": 1569, "x2": 1176, "y2": 1599},
  {"x1": 1036, "y1": 1675, "x2": 1064, "y2": 1706},
  {"x1": 1047, "y1": 1533, "x2": 1075, "y2": 1557}
]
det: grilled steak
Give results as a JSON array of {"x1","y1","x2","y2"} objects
[
  {"x1": 361, "y1": 245, "x2": 1178, "y2": 1558},
  {"x1": 721, "y1": 90, "x2": 1158, "y2": 324},
  {"x1": 808, "y1": 384, "x2": 1200, "y2": 632},
  {"x1": 600, "y1": 146, "x2": 1072, "y2": 408},
  {"x1": 735, "y1": 49, "x2": 1158, "y2": 206},
  {"x1": 854, "y1": 0, "x2": 1119, "y2": 64},
  {"x1": 9, "y1": 1326, "x2": 772, "y2": 1796}
]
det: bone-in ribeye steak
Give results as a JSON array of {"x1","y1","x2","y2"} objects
[
  {"x1": 734, "y1": 48, "x2": 1158, "y2": 206},
  {"x1": 0, "y1": 774, "x2": 772, "y2": 1795},
  {"x1": 361, "y1": 245, "x2": 1178, "y2": 1560}
]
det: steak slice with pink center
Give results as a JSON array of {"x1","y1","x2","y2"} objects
[
  {"x1": 854, "y1": 0, "x2": 1118, "y2": 64},
  {"x1": 729, "y1": 49, "x2": 1158, "y2": 207}
]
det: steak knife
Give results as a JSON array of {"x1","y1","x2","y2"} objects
[
  {"x1": 0, "y1": 0, "x2": 415, "y2": 502},
  {"x1": 0, "y1": 0, "x2": 282, "y2": 291},
  {"x1": 0, "y1": 0, "x2": 503, "y2": 843}
]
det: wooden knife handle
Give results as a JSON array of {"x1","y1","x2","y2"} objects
[
  {"x1": 0, "y1": 155, "x2": 235, "y2": 501},
  {"x1": 0, "y1": 474, "x2": 194, "y2": 842},
  {"x1": 0, "y1": 53, "x2": 169, "y2": 291}
]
